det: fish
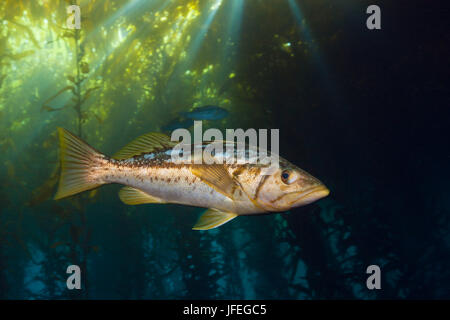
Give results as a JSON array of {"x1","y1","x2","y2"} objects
[
  {"x1": 161, "y1": 118, "x2": 195, "y2": 132},
  {"x1": 53, "y1": 128, "x2": 330, "y2": 230},
  {"x1": 179, "y1": 105, "x2": 229, "y2": 121}
]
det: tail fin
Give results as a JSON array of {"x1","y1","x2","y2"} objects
[{"x1": 54, "y1": 128, "x2": 106, "y2": 200}]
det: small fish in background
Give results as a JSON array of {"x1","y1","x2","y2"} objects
[
  {"x1": 53, "y1": 128, "x2": 330, "y2": 230},
  {"x1": 161, "y1": 118, "x2": 195, "y2": 133},
  {"x1": 179, "y1": 105, "x2": 229, "y2": 121}
]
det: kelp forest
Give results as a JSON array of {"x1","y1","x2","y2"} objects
[{"x1": 0, "y1": 0, "x2": 449, "y2": 299}]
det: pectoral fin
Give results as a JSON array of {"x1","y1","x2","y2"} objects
[
  {"x1": 119, "y1": 186, "x2": 166, "y2": 205},
  {"x1": 193, "y1": 209, "x2": 238, "y2": 230},
  {"x1": 190, "y1": 165, "x2": 241, "y2": 200}
]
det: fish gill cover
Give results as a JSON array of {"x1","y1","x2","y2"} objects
[{"x1": 0, "y1": 0, "x2": 449, "y2": 300}]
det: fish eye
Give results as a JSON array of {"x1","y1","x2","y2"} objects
[{"x1": 281, "y1": 170, "x2": 292, "y2": 184}]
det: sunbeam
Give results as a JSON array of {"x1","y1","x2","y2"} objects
[
  {"x1": 287, "y1": 0, "x2": 337, "y2": 99},
  {"x1": 287, "y1": 0, "x2": 327, "y2": 75},
  {"x1": 218, "y1": 0, "x2": 244, "y2": 79},
  {"x1": 164, "y1": 0, "x2": 223, "y2": 97}
]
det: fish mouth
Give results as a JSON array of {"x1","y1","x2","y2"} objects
[{"x1": 290, "y1": 185, "x2": 330, "y2": 207}]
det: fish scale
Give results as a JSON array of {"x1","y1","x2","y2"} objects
[{"x1": 54, "y1": 128, "x2": 329, "y2": 230}]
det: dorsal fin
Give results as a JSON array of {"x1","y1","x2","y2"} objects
[{"x1": 112, "y1": 132, "x2": 176, "y2": 160}]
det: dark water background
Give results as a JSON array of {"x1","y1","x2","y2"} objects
[{"x1": 0, "y1": 0, "x2": 448, "y2": 299}]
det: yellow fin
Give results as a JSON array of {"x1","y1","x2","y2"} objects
[
  {"x1": 112, "y1": 132, "x2": 176, "y2": 160},
  {"x1": 192, "y1": 209, "x2": 238, "y2": 230},
  {"x1": 190, "y1": 164, "x2": 240, "y2": 199},
  {"x1": 54, "y1": 128, "x2": 104, "y2": 200},
  {"x1": 118, "y1": 186, "x2": 166, "y2": 205}
]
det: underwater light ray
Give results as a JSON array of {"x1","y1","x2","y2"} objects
[
  {"x1": 83, "y1": 0, "x2": 169, "y2": 53},
  {"x1": 182, "y1": 0, "x2": 223, "y2": 65},
  {"x1": 165, "y1": 0, "x2": 223, "y2": 94},
  {"x1": 217, "y1": 0, "x2": 244, "y2": 81},
  {"x1": 227, "y1": 0, "x2": 244, "y2": 47},
  {"x1": 5, "y1": 2, "x2": 154, "y2": 159},
  {"x1": 101, "y1": 0, "x2": 146, "y2": 29},
  {"x1": 1, "y1": 1, "x2": 170, "y2": 163},
  {"x1": 60, "y1": 0, "x2": 142, "y2": 78},
  {"x1": 190, "y1": 4, "x2": 219, "y2": 56},
  {"x1": 287, "y1": 0, "x2": 329, "y2": 80},
  {"x1": 286, "y1": 0, "x2": 342, "y2": 108},
  {"x1": 84, "y1": 0, "x2": 173, "y2": 77},
  {"x1": 153, "y1": 0, "x2": 176, "y2": 13},
  {"x1": 1, "y1": 15, "x2": 79, "y2": 159}
]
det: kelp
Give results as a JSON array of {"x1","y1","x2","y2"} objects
[{"x1": 0, "y1": 0, "x2": 448, "y2": 300}]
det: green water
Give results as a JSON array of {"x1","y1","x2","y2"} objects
[{"x1": 0, "y1": 0, "x2": 448, "y2": 299}]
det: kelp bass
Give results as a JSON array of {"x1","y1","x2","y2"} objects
[{"x1": 54, "y1": 128, "x2": 329, "y2": 230}]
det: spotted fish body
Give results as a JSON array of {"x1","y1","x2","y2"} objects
[
  {"x1": 54, "y1": 128, "x2": 329, "y2": 230},
  {"x1": 113, "y1": 162, "x2": 253, "y2": 213}
]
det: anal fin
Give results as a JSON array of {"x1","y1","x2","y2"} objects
[
  {"x1": 119, "y1": 186, "x2": 166, "y2": 205},
  {"x1": 193, "y1": 209, "x2": 238, "y2": 230}
]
